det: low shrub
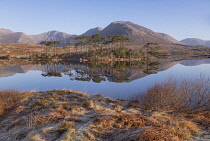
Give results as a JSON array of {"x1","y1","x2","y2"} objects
[{"x1": 133, "y1": 77, "x2": 210, "y2": 113}]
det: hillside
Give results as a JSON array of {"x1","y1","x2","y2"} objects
[{"x1": 181, "y1": 38, "x2": 210, "y2": 47}]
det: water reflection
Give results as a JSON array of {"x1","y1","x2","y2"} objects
[
  {"x1": 37, "y1": 60, "x2": 160, "y2": 83},
  {"x1": 180, "y1": 59, "x2": 210, "y2": 66},
  {"x1": 1, "y1": 59, "x2": 210, "y2": 99}
]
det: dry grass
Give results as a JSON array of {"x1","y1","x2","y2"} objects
[
  {"x1": 30, "y1": 134, "x2": 46, "y2": 141},
  {"x1": 140, "y1": 125, "x2": 186, "y2": 141},
  {"x1": 179, "y1": 120, "x2": 200, "y2": 133},
  {"x1": 0, "y1": 90, "x2": 32, "y2": 116},
  {"x1": 63, "y1": 104, "x2": 85, "y2": 115},
  {"x1": 35, "y1": 108, "x2": 69, "y2": 124},
  {"x1": 59, "y1": 121, "x2": 75, "y2": 132},
  {"x1": 15, "y1": 106, "x2": 25, "y2": 113},
  {"x1": 67, "y1": 116, "x2": 81, "y2": 122},
  {"x1": 94, "y1": 113, "x2": 149, "y2": 130},
  {"x1": 82, "y1": 131, "x2": 95, "y2": 141},
  {"x1": 184, "y1": 111, "x2": 210, "y2": 129},
  {"x1": 60, "y1": 129, "x2": 76, "y2": 141},
  {"x1": 141, "y1": 119, "x2": 199, "y2": 141},
  {"x1": 89, "y1": 111, "x2": 203, "y2": 140}
]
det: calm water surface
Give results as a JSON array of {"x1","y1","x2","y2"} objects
[{"x1": 0, "y1": 59, "x2": 210, "y2": 99}]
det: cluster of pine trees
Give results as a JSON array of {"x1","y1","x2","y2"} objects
[{"x1": 38, "y1": 34, "x2": 162, "y2": 60}]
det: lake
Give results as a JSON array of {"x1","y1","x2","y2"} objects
[{"x1": 0, "y1": 59, "x2": 210, "y2": 99}]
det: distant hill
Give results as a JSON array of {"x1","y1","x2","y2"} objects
[
  {"x1": 0, "y1": 21, "x2": 182, "y2": 45},
  {"x1": 0, "y1": 28, "x2": 36, "y2": 44},
  {"x1": 29, "y1": 30, "x2": 76, "y2": 45},
  {"x1": 81, "y1": 27, "x2": 103, "y2": 36},
  {"x1": 180, "y1": 38, "x2": 210, "y2": 47}
]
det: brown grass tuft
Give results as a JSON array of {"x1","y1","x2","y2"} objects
[
  {"x1": 179, "y1": 120, "x2": 200, "y2": 133},
  {"x1": 113, "y1": 104, "x2": 122, "y2": 112},
  {"x1": 0, "y1": 103, "x2": 4, "y2": 115},
  {"x1": 84, "y1": 100, "x2": 95, "y2": 109},
  {"x1": 186, "y1": 111, "x2": 210, "y2": 127},
  {"x1": 94, "y1": 113, "x2": 149, "y2": 130},
  {"x1": 55, "y1": 105, "x2": 69, "y2": 117},
  {"x1": 35, "y1": 105, "x2": 69, "y2": 123},
  {"x1": 59, "y1": 121, "x2": 75, "y2": 132},
  {"x1": 82, "y1": 131, "x2": 95, "y2": 141},
  {"x1": 67, "y1": 116, "x2": 80, "y2": 122},
  {"x1": 15, "y1": 106, "x2": 25, "y2": 113},
  {"x1": 140, "y1": 125, "x2": 188, "y2": 141}
]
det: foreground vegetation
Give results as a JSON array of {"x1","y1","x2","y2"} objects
[{"x1": 0, "y1": 78, "x2": 209, "y2": 140}]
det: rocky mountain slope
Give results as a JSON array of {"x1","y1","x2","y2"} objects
[
  {"x1": 99, "y1": 21, "x2": 182, "y2": 45},
  {"x1": 181, "y1": 38, "x2": 210, "y2": 47}
]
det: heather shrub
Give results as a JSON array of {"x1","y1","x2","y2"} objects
[{"x1": 133, "y1": 77, "x2": 210, "y2": 112}]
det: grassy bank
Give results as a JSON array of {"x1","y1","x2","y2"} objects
[{"x1": 0, "y1": 87, "x2": 209, "y2": 140}]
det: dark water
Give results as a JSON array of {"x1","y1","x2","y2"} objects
[{"x1": 1, "y1": 59, "x2": 210, "y2": 99}]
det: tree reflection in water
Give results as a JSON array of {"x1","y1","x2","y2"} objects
[{"x1": 38, "y1": 59, "x2": 160, "y2": 83}]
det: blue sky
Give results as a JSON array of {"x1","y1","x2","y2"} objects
[{"x1": 0, "y1": 0, "x2": 209, "y2": 40}]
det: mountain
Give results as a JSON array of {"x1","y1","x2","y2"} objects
[
  {"x1": 81, "y1": 27, "x2": 103, "y2": 36},
  {"x1": 29, "y1": 30, "x2": 76, "y2": 44},
  {"x1": 0, "y1": 28, "x2": 36, "y2": 44},
  {"x1": 180, "y1": 38, "x2": 210, "y2": 47},
  {"x1": 99, "y1": 21, "x2": 182, "y2": 45}
]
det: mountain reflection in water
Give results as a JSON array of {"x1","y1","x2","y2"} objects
[{"x1": 1, "y1": 59, "x2": 210, "y2": 99}]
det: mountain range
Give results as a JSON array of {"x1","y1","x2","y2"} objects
[
  {"x1": 180, "y1": 38, "x2": 210, "y2": 47},
  {"x1": 0, "y1": 21, "x2": 187, "y2": 45}
]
